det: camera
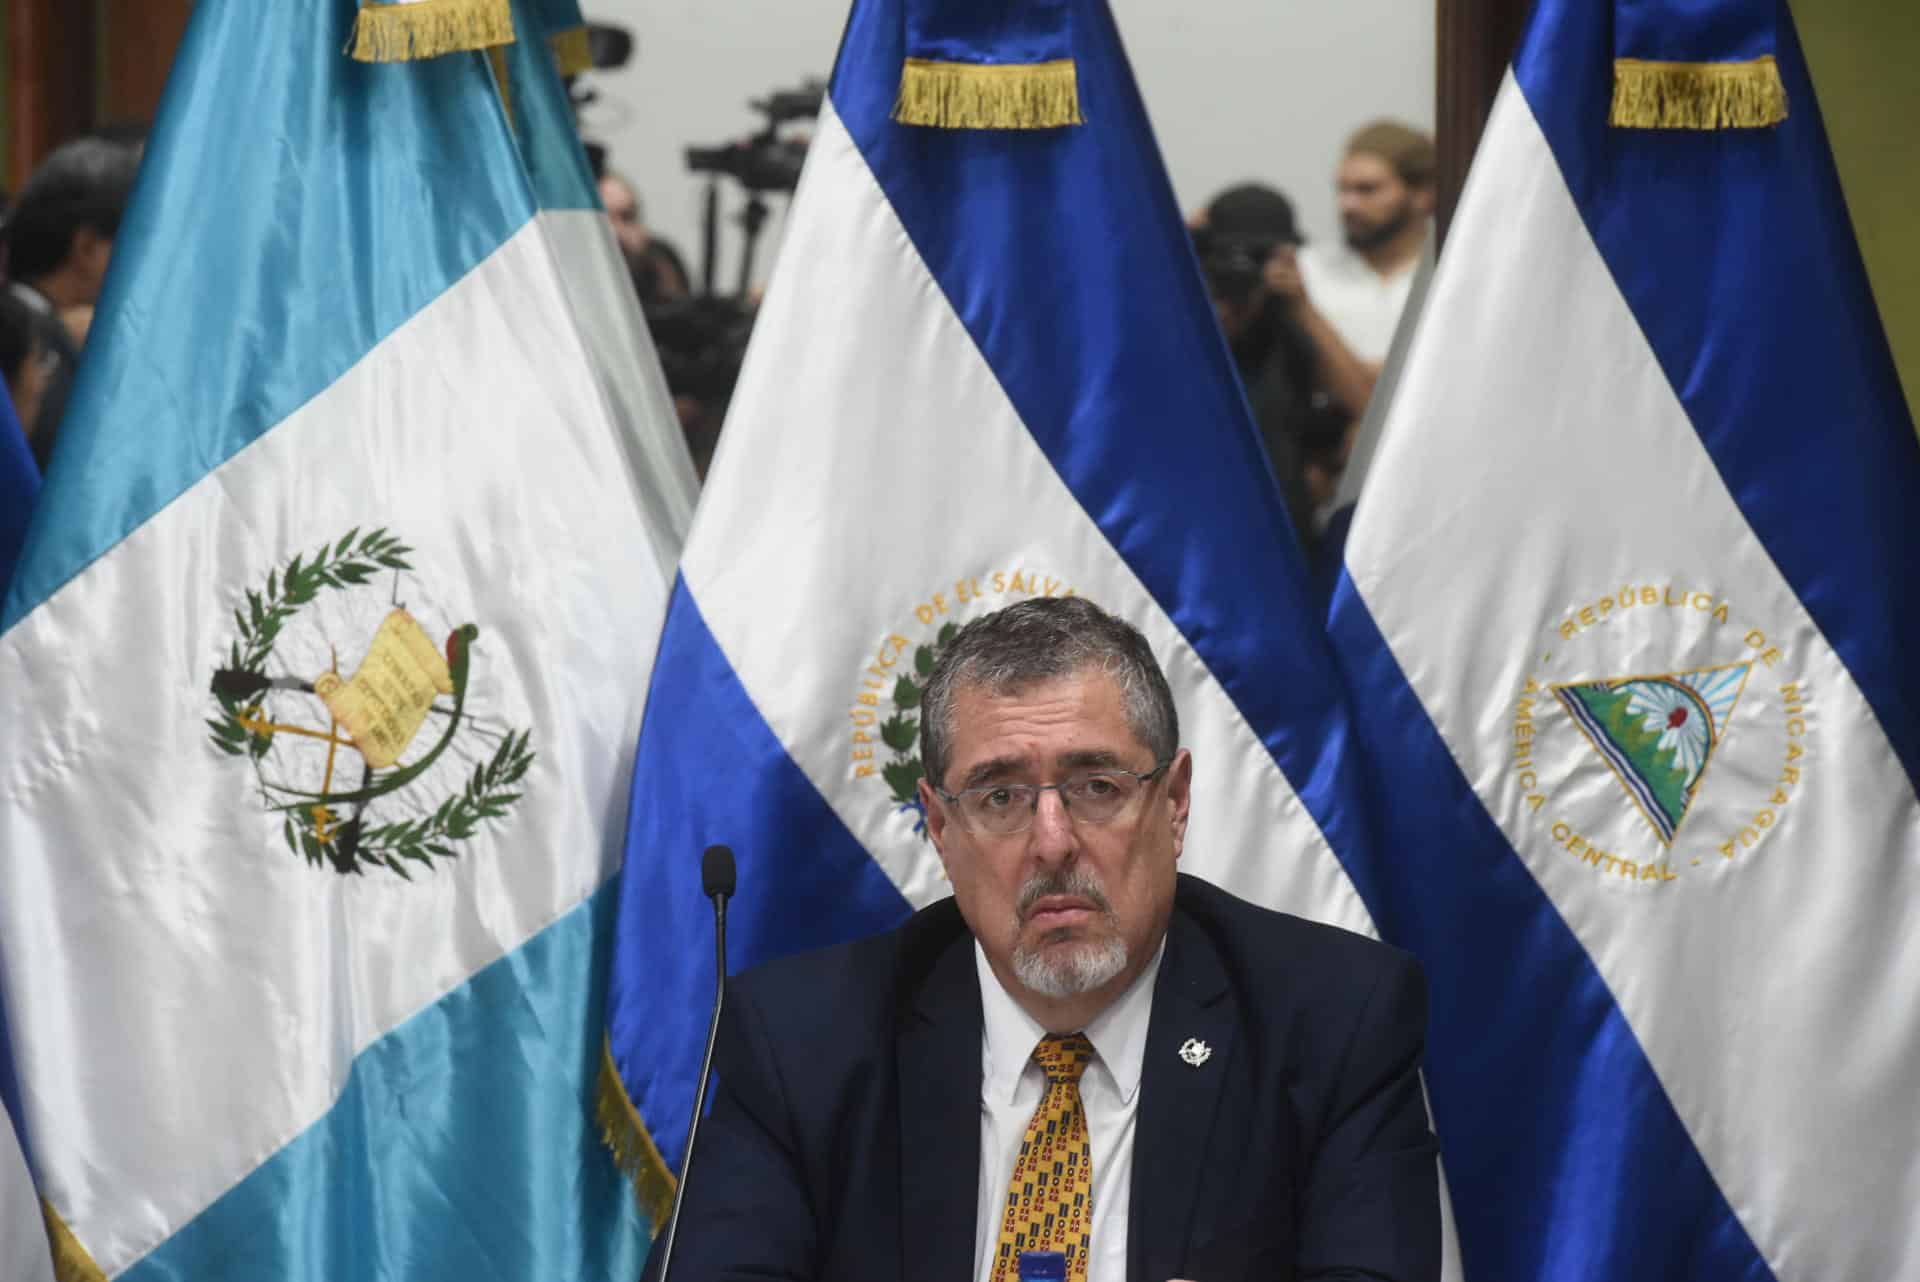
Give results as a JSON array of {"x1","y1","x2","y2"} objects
[
  {"x1": 684, "y1": 78, "x2": 824, "y2": 196},
  {"x1": 1194, "y1": 228, "x2": 1278, "y2": 307}
]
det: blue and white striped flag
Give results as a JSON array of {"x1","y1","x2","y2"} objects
[
  {"x1": 0, "y1": 2, "x2": 685, "y2": 1277},
  {"x1": 600, "y1": 0, "x2": 1443, "y2": 1251},
  {"x1": 1331, "y1": 1, "x2": 1920, "y2": 1277}
]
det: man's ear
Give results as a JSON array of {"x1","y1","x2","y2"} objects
[
  {"x1": 918, "y1": 778, "x2": 951, "y2": 857},
  {"x1": 1166, "y1": 749, "x2": 1193, "y2": 859}
]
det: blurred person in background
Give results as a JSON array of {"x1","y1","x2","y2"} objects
[
  {"x1": 1196, "y1": 184, "x2": 1360, "y2": 557},
  {"x1": 3, "y1": 136, "x2": 142, "y2": 468},
  {"x1": 1298, "y1": 121, "x2": 1435, "y2": 369},
  {"x1": 0, "y1": 290, "x2": 51, "y2": 448},
  {"x1": 599, "y1": 169, "x2": 691, "y2": 305}
]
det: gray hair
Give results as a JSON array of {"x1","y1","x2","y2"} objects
[{"x1": 920, "y1": 597, "x2": 1178, "y2": 791}]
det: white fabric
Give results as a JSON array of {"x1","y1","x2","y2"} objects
[
  {"x1": 1, "y1": 1113, "x2": 54, "y2": 1282},
  {"x1": 537, "y1": 208, "x2": 698, "y2": 573},
  {"x1": 0, "y1": 220, "x2": 671, "y2": 1273},
  {"x1": 1345, "y1": 72, "x2": 1920, "y2": 1282},
  {"x1": 972, "y1": 940, "x2": 1162, "y2": 1282},
  {"x1": 680, "y1": 100, "x2": 1375, "y2": 940},
  {"x1": 1298, "y1": 239, "x2": 1421, "y2": 363}
]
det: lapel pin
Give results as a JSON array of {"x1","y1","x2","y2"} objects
[{"x1": 1178, "y1": 1037, "x2": 1212, "y2": 1068}]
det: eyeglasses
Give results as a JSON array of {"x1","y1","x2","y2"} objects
[{"x1": 934, "y1": 761, "x2": 1172, "y2": 836}]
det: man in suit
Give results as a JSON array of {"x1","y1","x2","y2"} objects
[{"x1": 660, "y1": 597, "x2": 1439, "y2": 1282}]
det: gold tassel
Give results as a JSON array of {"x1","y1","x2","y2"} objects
[
  {"x1": 595, "y1": 1040, "x2": 677, "y2": 1231},
  {"x1": 350, "y1": 0, "x2": 515, "y2": 63},
  {"x1": 1610, "y1": 55, "x2": 1788, "y2": 130},
  {"x1": 550, "y1": 24, "x2": 593, "y2": 77},
  {"x1": 42, "y1": 1201, "x2": 106, "y2": 1282},
  {"x1": 892, "y1": 58, "x2": 1084, "y2": 130}
]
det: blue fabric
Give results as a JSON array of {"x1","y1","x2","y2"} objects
[
  {"x1": 606, "y1": 578, "x2": 912, "y2": 1175},
  {"x1": 905, "y1": 0, "x2": 1073, "y2": 66},
  {"x1": 1326, "y1": 589, "x2": 1770, "y2": 1281},
  {"x1": 831, "y1": 0, "x2": 1378, "y2": 880},
  {"x1": 1517, "y1": 0, "x2": 1920, "y2": 791},
  {"x1": 0, "y1": 388, "x2": 37, "y2": 603},
  {"x1": 504, "y1": 0, "x2": 600, "y2": 212},
  {"x1": 1615, "y1": 0, "x2": 1773, "y2": 64},
  {"x1": 534, "y1": 0, "x2": 586, "y2": 34},
  {"x1": 0, "y1": 0, "x2": 533, "y2": 632},
  {"x1": 123, "y1": 886, "x2": 646, "y2": 1282}
]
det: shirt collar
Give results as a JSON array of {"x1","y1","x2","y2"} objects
[{"x1": 975, "y1": 932, "x2": 1166, "y2": 1106}]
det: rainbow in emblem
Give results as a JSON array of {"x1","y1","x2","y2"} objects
[{"x1": 1552, "y1": 661, "x2": 1754, "y2": 846}]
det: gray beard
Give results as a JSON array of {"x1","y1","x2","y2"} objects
[
  {"x1": 1013, "y1": 932, "x2": 1129, "y2": 998},
  {"x1": 1008, "y1": 867, "x2": 1129, "y2": 998}
]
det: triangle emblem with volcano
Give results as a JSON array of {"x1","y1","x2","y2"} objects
[{"x1": 1550, "y1": 661, "x2": 1755, "y2": 847}]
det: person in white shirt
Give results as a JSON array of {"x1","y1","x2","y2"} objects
[
  {"x1": 655, "y1": 597, "x2": 1440, "y2": 1282},
  {"x1": 1295, "y1": 121, "x2": 1436, "y2": 370}
]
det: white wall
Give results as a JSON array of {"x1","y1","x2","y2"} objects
[{"x1": 576, "y1": 0, "x2": 1434, "y2": 288}]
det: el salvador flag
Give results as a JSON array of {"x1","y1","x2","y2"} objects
[
  {"x1": 0, "y1": 1, "x2": 687, "y2": 1277},
  {"x1": 1331, "y1": 0, "x2": 1920, "y2": 1278},
  {"x1": 602, "y1": 6, "x2": 1455, "y2": 1274}
]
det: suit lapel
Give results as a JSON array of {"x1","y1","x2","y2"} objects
[
  {"x1": 898, "y1": 935, "x2": 985, "y2": 1282},
  {"x1": 1127, "y1": 910, "x2": 1237, "y2": 1282}
]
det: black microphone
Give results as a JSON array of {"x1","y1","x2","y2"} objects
[{"x1": 654, "y1": 844, "x2": 736, "y2": 1282}]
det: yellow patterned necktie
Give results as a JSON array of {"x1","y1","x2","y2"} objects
[{"x1": 989, "y1": 1032, "x2": 1096, "y2": 1282}]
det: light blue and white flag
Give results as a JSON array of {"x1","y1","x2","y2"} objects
[
  {"x1": 500, "y1": 0, "x2": 698, "y2": 570},
  {"x1": 1331, "y1": 1, "x2": 1920, "y2": 1278},
  {"x1": 0, "y1": 1, "x2": 680, "y2": 1277},
  {"x1": 601, "y1": 0, "x2": 1448, "y2": 1256},
  {"x1": 2, "y1": 980, "x2": 54, "y2": 1282}
]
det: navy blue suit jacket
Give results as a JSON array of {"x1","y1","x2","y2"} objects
[{"x1": 656, "y1": 874, "x2": 1439, "y2": 1282}]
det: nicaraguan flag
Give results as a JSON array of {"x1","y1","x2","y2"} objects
[
  {"x1": 1331, "y1": 0, "x2": 1920, "y2": 1278},
  {"x1": 0, "y1": 1, "x2": 684, "y2": 1277},
  {"x1": 600, "y1": 4, "x2": 1460, "y2": 1268}
]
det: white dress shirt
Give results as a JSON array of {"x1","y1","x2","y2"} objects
[{"x1": 971, "y1": 938, "x2": 1165, "y2": 1282}]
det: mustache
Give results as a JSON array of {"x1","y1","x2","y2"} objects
[{"x1": 1015, "y1": 868, "x2": 1114, "y2": 920}]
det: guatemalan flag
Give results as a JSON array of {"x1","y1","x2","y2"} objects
[
  {"x1": 1332, "y1": 1, "x2": 1920, "y2": 1278},
  {"x1": 0, "y1": 0, "x2": 691, "y2": 1276},
  {"x1": 601, "y1": 3, "x2": 1457, "y2": 1272}
]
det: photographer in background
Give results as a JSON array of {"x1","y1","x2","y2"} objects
[
  {"x1": 598, "y1": 169, "x2": 692, "y2": 305},
  {"x1": 1195, "y1": 184, "x2": 1360, "y2": 557},
  {"x1": 3, "y1": 136, "x2": 142, "y2": 469}
]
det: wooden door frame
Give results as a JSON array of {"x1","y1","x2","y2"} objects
[{"x1": 1434, "y1": 0, "x2": 1536, "y2": 244}]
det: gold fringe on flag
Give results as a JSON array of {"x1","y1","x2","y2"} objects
[
  {"x1": 349, "y1": 0, "x2": 515, "y2": 64},
  {"x1": 1609, "y1": 55, "x2": 1788, "y2": 129},
  {"x1": 486, "y1": 44, "x2": 515, "y2": 130},
  {"x1": 550, "y1": 24, "x2": 593, "y2": 77},
  {"x1": 43, "y1": 1201, "x2": 106, "y2": 1282},
  {"x1": 595, "y1": 1039, "x2": 677, "y2": 1231},
  {"x1": 891, "y1": 58, "x2": 1084, "y2": 130}
]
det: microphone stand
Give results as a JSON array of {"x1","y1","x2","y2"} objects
[{"x1": 653, "y1": 845, "x2": 734, "y2": 1282}]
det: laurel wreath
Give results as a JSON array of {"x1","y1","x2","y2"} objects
[
  {"x1": 285, "y1": 729, "x2": 536, "y2": 880},
  {"x1": 878, "y1": 620, "x2": 958, "y2": 825},
  {"x1": 206, "y1": 527, "x2": 534, "y2": 878},
  {"x1": 207, "y1": 527, "x2": 415, "y2": 761}
]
